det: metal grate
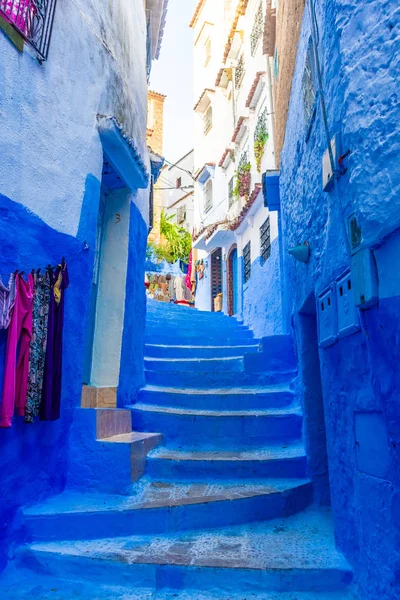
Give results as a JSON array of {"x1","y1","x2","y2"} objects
[
  {"x1": 228, "y1": 176, "x2": 235, "y2": 208},
  {"x1": 254, "y1": 106, "x2": 268, "y2": 142},
  {"x1": 303, "y1": 40, "x2": 316, "y2": 127},
  {"x1": 148, "y1": 175, "x2": 154, "y2": 232},
  {"x1": 243, "y1": 241, "x2": 251, "y2": 283},
  {"x1": 176, "y1": 205, "x2": 186, "y2": 224},
  {"x1": 235, "y1": 53, "x2": 245, "y2": 88},
  {"x1": 0, "y1": 0, "x2": 58, "y2": 60},
  {"x1": 204, "y1": 105, "x2": 213, "y2": 135},
  {"x1": 260, "y1": 216, "x2": 271, "y2": 264},
  {"x1": 204, "y1": 179, "x2": 213, "y2": 213},
  {"x1": 250, "y1": 3, "x2": 264, "y2": 56}
]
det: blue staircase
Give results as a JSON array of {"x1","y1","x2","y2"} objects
[{"x1": 0, "y1": 300, "x2": 356, "y2": 599}]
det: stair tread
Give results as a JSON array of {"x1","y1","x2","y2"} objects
[
  {"x1": 132, "y1": 402, "x2": 301, "y2": 417},
  {"x1": 145, "y1": 356, "x2": 244, "y2": 362},
  {"x1": 141, "y1": 383, "x2": 293, "y2": 395},
  {"x1": 145, "y1": 344, "x2": 259, "y2": 349},
  {"x1": 25, "y1": 508, "x2": 351, "y2": 573},
  {"x1": 149, "y1": 443, "x2": 306, "y2": 461},
  {"x1": 24, "y1": 479, "x2": 311, "y2": 516},
  {"x1": 99, "y1": 432, "x2": 162, "y2": 444}
]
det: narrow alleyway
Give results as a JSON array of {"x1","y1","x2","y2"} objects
[{"x1": 1, "y1": 301, "x2": 355, "y2": 598}]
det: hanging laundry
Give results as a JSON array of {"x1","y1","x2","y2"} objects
[
  {"x1": 24, "y1": 271, "x2": 51, "y2": 424},
  {"x1": 40, "y1": 262, "x2": 69, "y2": 422},
  {"x1": 0, "y1": 273, "x2": 16, "y2": 330},
  {"x1": 0, "y1": 274, "x2": 34, "y2": 428}
]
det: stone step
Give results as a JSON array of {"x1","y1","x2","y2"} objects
[
  {"x1": 19, "y1": 509, "x2": 353, "y2": 594},
  {"x1": 146, "y1": 443, "x2": 308, "y2": 480},
  {"x1": 130, "y1": 403, "x2": 302, "y2": 450},
  {"x1": 145, "y1": 317, "x2": 249, "y2": 331},
  {"x1": 144, "y1": 356, "x2": 244, "y2": 372},
  {"x1": 139, "y1": 384, "x2": 294, "y2": 410},
  {"x1": 144, "y1": 368, "x2": 295, "y2": 388},
  {"x1": 23, "y1": 479, "x2": 312, "y2": 542},
  {"x1": 145, "y1": 343, "x2": 259, "y2": 358},
  {"x1": 145, "y1": 334, "x2": 259, "y2": 346}
]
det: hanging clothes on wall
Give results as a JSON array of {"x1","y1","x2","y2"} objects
[
  {"x1": 25, "y1": 271, "x2": 51, "y2": 424},
  {"x1": 0, "y1": 273, "x2": 16, "y2": 330},
  {"x1": 0, "y1": 274, "x2": 34, "y2": 428},
  {"x1": 40, "y1": 261, "x2": 69, "y2": 422}
]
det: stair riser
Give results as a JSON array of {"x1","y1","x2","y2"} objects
[
  {"x1": 145, "y1": 345, "x2": 259, "y2": 359},
  {"x1": 131, "y1": 410, "x2": 302, "y2": 450},
  {"x1": 146, "y1": 319, "x2": 249, "y2": 332},
  {"x1": 24, "y1": 484, "x2": 313, "y2": 542},
  {"x1": 145, "y1": 370, "x2": 294, "y2": 388},
  {"x1": 146, "y1": 455, "x2": 308, "y2": 481},
  {"x1": 145, "y1": 332, "x2": 254, "y2": 344},
  {"x1": 139, "y1": 388, "x2": 294, "y2": 410},
  {"x1": 144, "y1": 358, "x2": 244, "y2": 373}
]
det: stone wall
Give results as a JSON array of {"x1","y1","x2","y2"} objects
[{"x1": 147, "y1": 90, "x2": 166, "y2": 243}]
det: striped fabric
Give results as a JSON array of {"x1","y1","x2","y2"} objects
[{"x1": 0, "y1": 274, "x2": 16, "y2": 330}]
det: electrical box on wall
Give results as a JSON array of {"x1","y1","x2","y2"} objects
[
  {"x1": 262, "y1": 171, "x2": 280, "y2": 211},
  {"x1": 322, "y1": 133, "x2": 340, "y2": 192},
  {"x1": 336, "y1": 270, "x2": 360, "y2": 338},
  {"x1": 351, "y1": 248, "x2": 379, "y2": 309},
  {"x1": 317, "y1": 286, "x2": 337, "y2": 348}
]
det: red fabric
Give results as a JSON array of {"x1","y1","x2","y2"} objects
[{"x1": 185, "y1": 250, "x2": 193, "y2": 290}]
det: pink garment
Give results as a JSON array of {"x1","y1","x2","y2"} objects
[
  {"x1": 185, "y1": 250, "x2": 193, "y2": 291},
  {"x1": 0, "y1": 274, "x2": 34, "y2": 428},
  {"x1": 0, "y1": 0, "x2": 36, "y2": 36}
]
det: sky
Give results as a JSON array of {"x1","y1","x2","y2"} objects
[{"x1": 150, "y1": 0, "x2": 198, "y2": 164}]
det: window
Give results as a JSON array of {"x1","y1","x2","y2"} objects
[
  {"x1": 204, "y1": 37, "x2": 211, "y2": 66},
  {"x1": 204, "y1": 105, "x2": 213, "y2": 135},
  {"x1": 204, "y1": 180, "x2": 213, "y2": 213},
  {"x1": 235, "y1": 54, "x2": 245, "y2": 88},
  {"x1": 0, "y1": 0, "x2": 57, "y2": 60},
  {"x1": 303, "y1": 40, "x2": 316, "y2": 129},
  {"x1": 260, "y1": 216, "x2": 271, "y2": 264},
  {"x1": 250, "y1": 3, "x2": 264, "y2": 56},
  {"x1": 176, "y1": 177, "x2": 182, "y2": 188},
  {"x1": 177, "y1": 205, "x2": 186, "y2": 224},
  {"x1": 148, "y1": 175, "x2": 154, "y2": 232},
  {"x1": 228, "y1": 176, "x2": 236, "y2": 208},
  {"x1": 243, "y1": 241, "x2": 251, "y2": 283}
]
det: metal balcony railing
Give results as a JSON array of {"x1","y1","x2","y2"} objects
[{"x1": 0, "y1": 0, "x2": 57, "y2": 60}]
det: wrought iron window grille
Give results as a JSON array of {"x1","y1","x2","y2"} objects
[
  {"x1": 0, "y1": 0, "x2": 58, "y2": 61},
  {"x1": 243, "y1": 241, "x2": 251, "y2": 283},
  {"x1": 250, "y1": 3, "x2": 263, "y2": 56},
  {"x1": 254, "y1": 107, "x2": 268, "y2": 142},
  {"x1": 228, "y1": 176, "x2": 236, "y2": 208},
  {"x1": 239, "y1": 150, "x2": 249, "y2": 169},
  {"x1": 148, "y1": 175, "x2": 154, "y2": 233},
  {"x1": 177, "y1": 205, "x2": 186, "y2": 224},
  {"x1": 204, "y1": 180, "x2": 213, "y2": 213},
  {"x1": 235, "y1": 53, "x2": 245, "y2": 88},
  {"x1": 260, "y1": 216, "x2": 271, "y2": 264}
]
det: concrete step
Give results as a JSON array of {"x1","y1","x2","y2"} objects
[
  {"x1": 23, "y1": 479, "x2": 313, "y2": 541},
  {"x1": 144, "y1": 368, "x2": 295, "y2": 388},
  {"x1": 19, "y1": 509, "x2": 353, "y2": 594},
  {"x1": 145, "y1": 318, "x2": 249, "y2": 332},
  {"x1": 130, "y1": 403, "x2": 302, "y2": 450},
  {"x1": 139, "y1": 384, "x2": 294, "y2": 410},
  {"x1": 146, "y1": 443, "x2": 308, "y2": 481},
  {"x1": 144, "y1": 356, "x2": 244, "y2": 372},
  {"x1": 145, "y1": 343, "x2": 259, "y2": 359},
  {"x1": 145, "y1": 334, "x2": 259, "y2": 346}
]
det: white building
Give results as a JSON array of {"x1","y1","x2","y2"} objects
[
  {"x1": 162, "y1": 149, "x2": 195, "y2": 234},
  {"x1": 190, "y1": 0, "x2": 283, "y2": 337}
]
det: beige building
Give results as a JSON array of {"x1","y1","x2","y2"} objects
[{"x1": 147, "y1": 89, "x2": 166, "y2": 243}]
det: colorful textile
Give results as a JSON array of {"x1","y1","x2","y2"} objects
[
  {"x1": 0, "y1": 274, "x2": 34, "y2": 428},
  {"x1": 185, "y1": 250, "x2": 193, "y2": 291},
  {"x1": 25, "y1": 272, "x2": 51, "y2": 424},
  {"x1": 40, "y1": 263, "x2": 69, "y2": 421},
  {"x1": 0, "y1": 273, "x2": 16, "y2": 329}
]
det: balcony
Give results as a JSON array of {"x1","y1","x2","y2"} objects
[{"x1": 0, "y1": 0, "x2": 57, "y2": 60}]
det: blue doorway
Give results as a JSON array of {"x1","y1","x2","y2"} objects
[{"x1": 227, "y1": 245, "x2": 238, "y2": 316}]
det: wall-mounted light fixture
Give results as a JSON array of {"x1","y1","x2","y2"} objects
[{"x1": 288, "y1": 241, "x2": 310, "y2": 263}]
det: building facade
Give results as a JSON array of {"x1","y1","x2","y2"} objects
[
  {"x1": 147, "y1": 89, "x2": 167, "y2": 243},
  {"x1": 271, "y1": 0, "x2": 400, "y2": 598},
  {"x1": 190, "y1": 0, "x2": 284, "y2": 337},
  {"x1": 0, "y1": 0, "x2": 168, "y2": 571},
  {"x1": 163, "y1": 149, "x2": 195, "y2": 234}
]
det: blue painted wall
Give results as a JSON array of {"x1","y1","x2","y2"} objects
[{"x1": 279, "y1": 1, "x2": 400, "y2": 598}]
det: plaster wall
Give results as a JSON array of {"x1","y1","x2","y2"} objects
[
  {"x1": 279, "y1": 1, "x2": 400, "y2": 598},
  {"x1": 163, "y1": 150, "x2": 195, "y2": 234}
]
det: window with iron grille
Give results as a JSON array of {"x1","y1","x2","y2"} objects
[
  {"x1": 260, "y1": 216, "x2": 271, "y2": 264},
  {"x1": 303, "y1": 40, "x2": 316, "y2": 128},
  {"x1": 0, "y1": 0, "x2": 58, "y2": 61},
  {"x1": 254, "y1": 107, "x2": 268, "y2": 142},
  {"x1": 243, "y1": 241, "x2": 251, "y2": 283},
  {"x1": 204, "y1": 105, "x2": 213, "y2": 135},
  {"x1": 250, "y1": 3, "x2": 264, "y2": 56},
  {"x1": 228, "y1": 176, "x2": 236, "y2": 208},
  {"x1": 148, "y1": 175, "x2": 154, "y2": 233},
  {"x1": 204, "y1": 179, "x2": 213, "y2": 213},
  {"x1": 235, "y1": 53, "x2": 245, "y2": 88},
  {"x1": 177, "y1": 205, "x2": 186, "y2": 224}
]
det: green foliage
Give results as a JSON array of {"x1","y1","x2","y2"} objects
[
  {"x1": 233, "y1": 161, "x2": 252, "y2": 198},
  {"x1": 149, "y1": 210, "x2": 192, "y2": 264},
  {"x1": 254, "y1": 128, "x2": 269, "y2": 172}
]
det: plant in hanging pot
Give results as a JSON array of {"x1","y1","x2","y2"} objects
[
  {"x1": 233, "y1": 161, "x2": 252, "y2": 201},
  {"x1": 254, "y1": 128, "x2": 269, "y2": 172}
]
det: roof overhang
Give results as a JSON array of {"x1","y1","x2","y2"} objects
[
  {"x1": 246, "y1": 72, "x2": 267, "y2": 109},
  {"x1": 196, "y1": 163, "x2": 215, "y2": 185},
  {"x1": 194, "y1": 88, "x2": 215, "y2": 113},
  {"x1": 215, "y1": 66, "x2": 232, "y2": 89},
  {"x1": 149, "y1": 149, "x2": 165, "y2": 182},
  {"x1": 146, "y1": 0, "x2": 169, "y2": 60},
  {"x1": 206, "y1": 227, "x2": 236, "y2": 249},
  {"x1": 231, "y1": 115, "x2": 249, "y2": 144}
]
